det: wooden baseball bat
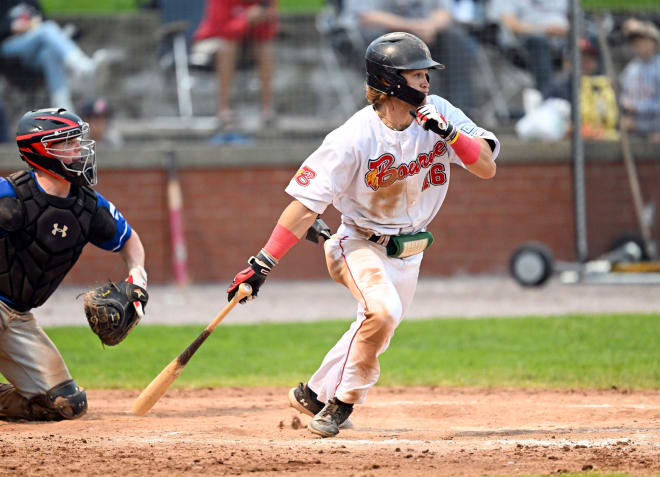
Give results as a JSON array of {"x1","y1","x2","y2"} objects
[
  {"x1": 166, "y1": 150, "x2": 190, "y2": 286},
  {"x1": 131, "y1": 283, "x2": 252, "y2": 416}
]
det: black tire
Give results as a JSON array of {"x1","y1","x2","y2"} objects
[
  {"x1": 509, "y1": 242, "x2": 555, "y2": 287},
  {"x1": 607, "y1": 233, "x2": 648, "y2": 261}
]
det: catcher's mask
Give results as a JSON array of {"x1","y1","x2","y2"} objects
[
  {"x1": 365, "y1": 32, "x2": 444, "y2": 107},
  {"x1": 16, "y1": 108, "x2": 97, "y2": 187}
]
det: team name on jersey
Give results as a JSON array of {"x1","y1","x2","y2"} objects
[{"x1": 364, "y1": 141, "x2": 447, "y2": 192}]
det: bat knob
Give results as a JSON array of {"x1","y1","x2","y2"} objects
[{"x1": 236, "y1": 283, "x2": 252, "y2": 302}]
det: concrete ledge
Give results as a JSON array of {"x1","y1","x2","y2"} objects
[{"x1": 0, "y1": 136, "x2": 656, "y2": 170}]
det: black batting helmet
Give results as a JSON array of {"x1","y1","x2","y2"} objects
[
  {"x1": 365, "y1": 32, "x2": 444, "y2": 106},
  {"x1": 16, "y1": 108, "x2": 97, "y2": 187}
]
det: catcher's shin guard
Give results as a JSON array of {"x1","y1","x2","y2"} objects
[{"x1": 27, "y1": 379, "x2": 87, "y2": 421}]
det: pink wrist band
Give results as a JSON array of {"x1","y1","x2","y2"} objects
[
  {"x1": 264, "y1": 223, "x2": 299, "y2": 260},
  {"x1": 448, "y1": 131, "x2": 481, "y2": 165}
]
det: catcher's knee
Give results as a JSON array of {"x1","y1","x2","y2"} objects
[{"x1": 28, "y1": 379, "x2": 87, "y2": 421}]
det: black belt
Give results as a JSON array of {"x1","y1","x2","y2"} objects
[
  {"x1": 368, "y1": 234, "x2": 389, "y2": 246},
  {"x1": 368, "y1": 233, "x2": 397, "y2": 256}
]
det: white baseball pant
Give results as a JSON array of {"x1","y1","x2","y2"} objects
[{"x1": 309, "y1": 223, "x2": 422, "y2": 404}]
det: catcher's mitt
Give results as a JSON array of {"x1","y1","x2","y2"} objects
[{"x1": 83, "y1": 280, "x2": 148, "y2": 346}]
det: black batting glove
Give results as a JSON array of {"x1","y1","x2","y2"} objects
[
  {"x1": 305, "y1": 217, "x2": 332, "y2": 243},
  {"x1": 226, "y1": 251, "x2": 275, "y2": 303},
  {"x1": 410, "y1": 104, "x2": 458, "y2": 141}
]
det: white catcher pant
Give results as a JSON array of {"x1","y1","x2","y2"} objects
[{"x1": 309, "y1": 223, "x2": 422, "y2": 405}]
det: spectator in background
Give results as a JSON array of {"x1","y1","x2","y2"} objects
[
  {"x1": 80, "y1": 97, "x2": 124, "y2": 148},
  {"x1": 342, "y1": 0, "x2": 481, "y2": 117},
  {"x1": 619, "y1": 18, "x2": 660, "y2": 143},
  {"x1": 193, "y1": 0, "x2": 278, "y2": 129},
  {"x1": 489, "y1": 0, "x2": 569, "y2": 96},
  {"x1": 545, "y1": 36, "x2": 618, "y2": 140},
  {"x1": 0, "y1": 0, "x2": 109, "y2": 112}
]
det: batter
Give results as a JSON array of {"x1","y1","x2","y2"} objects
[{"x1": 227, "y1": 32, "x2": 499, "y2": 437}]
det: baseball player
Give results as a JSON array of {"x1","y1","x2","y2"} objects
[
  {"x1": 0, "y1": 108, "x2": 148, "y2": 421},
  {"x1": 227, "y1": 32, "x2": 499, "y2": 437}
]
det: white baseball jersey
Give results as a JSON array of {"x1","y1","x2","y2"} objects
[
  {"x1": 286, "y1": 95, "x2": 500, "y2": 233},
  {"x1": 285, "y1": 95, "x2": 500, "y2": 406}
]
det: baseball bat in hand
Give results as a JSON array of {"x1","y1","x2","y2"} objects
[{"x1": 131, "y1": 283, "x2": 252, "y2": 416}]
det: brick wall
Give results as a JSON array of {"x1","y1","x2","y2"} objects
[{"x1": 4, "y1": 156, "x2": 654, "y2": 285}]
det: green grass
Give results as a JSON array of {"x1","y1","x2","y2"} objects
[
  {"x1": 41, "y1": 0, "x2": 324, "y2": 14},
  {"x1": 583, "y1": 0, "x2": 660, "y2": 12},
  {"x1": 42, "y1": 0, "x2": 139, "y2": 14},
  {"x1": 41, "y1": 313, "x2": 659, "y2": 390},
  {"x1": 40, "y1": 0, "x2": 660, "y2": 14}
]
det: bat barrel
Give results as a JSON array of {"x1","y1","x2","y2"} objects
[
  {"x1": 131, "y1": 284, "x2": 252, "y2": 416},
  {"x1": 132, "y1": 358, "x2": 184, "y2": 416}
]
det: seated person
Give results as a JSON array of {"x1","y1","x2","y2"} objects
[
  {"x1": 619, "y1": 18, "x2": 660, "y2": 143},
  {"x1": 193, "y1": 0, "x2": 278, "y2": 129},
  {"x1": 545, "y1": 36, "x2": 618, "y2": 140},
  {"x1": 342, "y1": 0, "x2": 481, "y2": 117},
  {"x1": 489, "y1": 0, "x2": 569, "y2": 96},
  {"x1": 0, "y1": 0, "x2": 107, "y2": 111}
]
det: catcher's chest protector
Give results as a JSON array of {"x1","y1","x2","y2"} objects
[{"x1": 0, "y1": 171, "x2": 97, "y2": 309}]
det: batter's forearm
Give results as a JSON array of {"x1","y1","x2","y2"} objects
[
  {"x1": 276, "y1": 200, "x2": 319, "y2": 239},
  {"x1": 260, "y1": 200, "x2": 318, "y2": 263},
  {"x1": 464, "y1": 138, "x2": 496, "y2": 179}
]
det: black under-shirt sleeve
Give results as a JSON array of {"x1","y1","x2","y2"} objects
[{"x1": 88, "y1": 206, "x2": 117, "y2": 246}]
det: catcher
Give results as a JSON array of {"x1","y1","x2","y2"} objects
[{"x1": 0, "y1": 108, "x2": 148, "y2": 421}]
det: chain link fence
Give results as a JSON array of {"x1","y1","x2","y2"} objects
[{"x1": 0, "y1": 1, "x2": 658, "y2": 146}]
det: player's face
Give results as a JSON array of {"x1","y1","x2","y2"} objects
[
  {"x1": 401, "y1": 69, "x2": 430, "y2": 95},
  {"x1": 50, "y1": 137, "x2": 82, "y2": 164},
  {"x1": 630, "y1": 37, "x2": 657, "y2": 60}
]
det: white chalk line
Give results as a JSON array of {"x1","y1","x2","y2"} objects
[
  {"x1": 365, "y1": 400, "x2": 659, "y2": 409},
  {"x1": 129, "y1": 435, "x2": 658, "y2": 450}
]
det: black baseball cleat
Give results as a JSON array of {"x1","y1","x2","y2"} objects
[
  {"x1": 289, "y1": 383, "x2": 354, "y2": 429},
  {"x1": 308, "y1": 397, "x2": 354, "y2": 438},
  {"x1": 288, "y1": 382, "x2": 323, "y2": 416}
]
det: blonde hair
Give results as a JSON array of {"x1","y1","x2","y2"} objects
[{"x1": 365, "y1": 84, "x2": 389, "y2": 107}]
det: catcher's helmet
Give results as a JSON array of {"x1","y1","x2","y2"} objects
[
  {"x1": 16, "y1": 108, "x2": 97, "y2": 187},
  {"x1": 365, "y1": 32, "x2": 444, "y2": 106}
]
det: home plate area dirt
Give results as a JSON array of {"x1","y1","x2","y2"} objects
[{"x1": 1, "y1": 387, "x2": 658, "y2": 476}]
